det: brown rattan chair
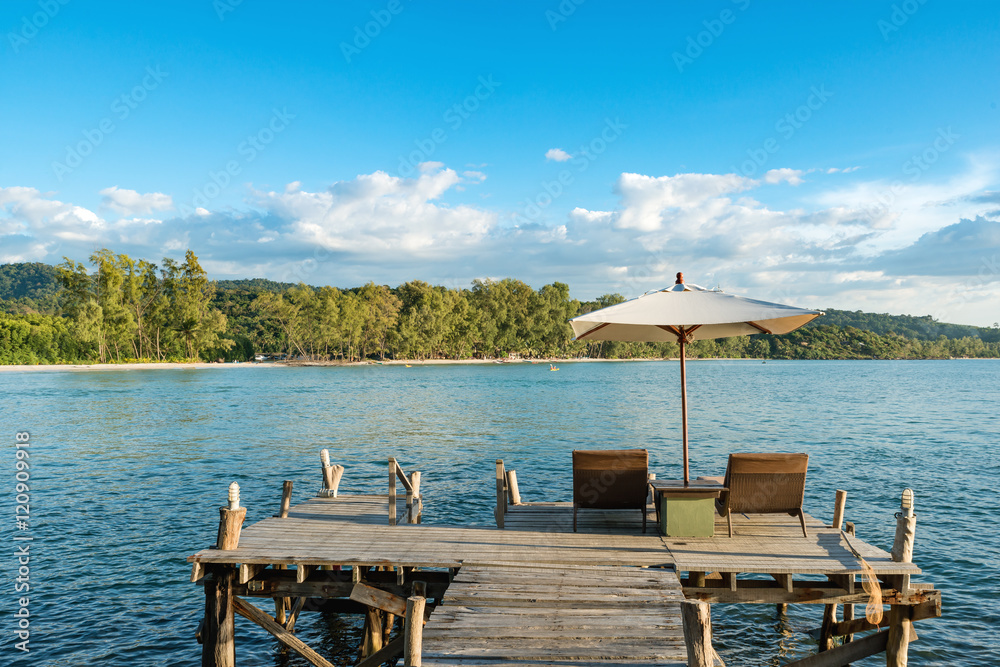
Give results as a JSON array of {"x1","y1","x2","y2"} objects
[
  {"x1": 572, "y1": 449, "x2": 648, "y2": 533},
  {"x1": 716, "y1": 453, "x2": 809, "y2": 537}
]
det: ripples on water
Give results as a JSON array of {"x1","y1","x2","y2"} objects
[{"x1": 1, "y1": 360, "x2": 997, "y2": 665}]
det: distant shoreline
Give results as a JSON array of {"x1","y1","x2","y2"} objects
[
  {"x1": 0, "y1": 358, "x2": 665, "y2": 372},
  {"x1": 1, "y1": 356, "x2": 993, "y2": 372}
]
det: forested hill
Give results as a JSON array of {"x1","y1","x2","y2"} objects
[
  {"x1": 1, "y1": 256, "x2": 998, "y2": 363},
  {"x1": 805, "y1": 309, "x2": 1000, "y2": 342},
  {"x1": 0, "y1": 262, "x2": 62, "y2": 313}
]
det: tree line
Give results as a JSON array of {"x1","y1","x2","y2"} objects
[
  {"x1": 0, "y1": 250, "x2": 999, "y2": 364},
  {"x1": 0, "y1": 250, "x2": 230, "y2": 364}
]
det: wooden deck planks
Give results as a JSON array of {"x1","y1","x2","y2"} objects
[
  {"x1": 187, "y1": 494, "x2": 919, "y2": 577},
  {"x1": 421, "y1": 564, "x2": 689, "y2": 666}
]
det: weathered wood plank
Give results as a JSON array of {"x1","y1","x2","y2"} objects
[
  {"x1": 782, "y1": 629, "x2": 891, "y2": 667},
  {"x1": 356, "y1": 635, "x2": 404, "y2": 667},
  {"x1": 420, "y1": 565, "x2": 687, "y2": 666},
  {"x1": 350, "y1": 582, "x2": 408, "y2": 617},
  {"x1": 232, "y1": 596, "x2": 335, "y2": 667}
]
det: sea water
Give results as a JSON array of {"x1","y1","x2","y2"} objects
[{"x1": 1, "y1": 360, "x2": 996, "y2": 665}]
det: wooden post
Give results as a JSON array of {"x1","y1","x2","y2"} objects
[
  {"x1": 216, "y1": 483, "x2": 247, "y2": 550},
  {"x1": 204, "y1": 484, "x2": 244, "y2": 666},
  {"x1": 389, "y1": 457, "x2": 397, "y2": 526},
  {"x1": 681, "y1": 600, "x2": 712, "y2": 667},
  {"x1": 819, "y1": 489, "x2": 854, "y2": 652},
  {"x1": 274, "y1": 597, "x2": 286, "y2": 626},
  {"x1": 820, "y1": 603, "x2": 838, "y2": 651},
  {"x1": 843, "y1": 521, "x2": 856, "y2": 641},
  {"x1": 362, "y1": 607, "x2": 384, "y2": 658},
  {"x1": 279, "y1": 480, "x2": 293, "y2": 518},
  {"x1": 506, "y1": 469, "x2": 521, "y2": 505},
  {"x1": 887, "y1": 488, "x2": 916, "y2": 666},
  {"x1": 201, "y1": 565, "x2": 236, "y2": 667},
  {"x1": 495, "y1": 459, "x2": 505, "y2": 529},
  {"x1": 404, "y1": 594, "x2": 426, "y2": 667},
  {"x1": 832, "y1": 489, "x2": 847, "y2": 530},
  {"x1": 891, "y1": 488, "x2": 916, "y2": 567},
  {"x1": 407, "y1": 471, "x2": 421, "y2": 524},
  {"x1": 320, "y1": 449, "x2": 345, "y2": 497}
]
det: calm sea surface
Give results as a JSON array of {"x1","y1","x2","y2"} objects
[{"x1": 1, "y1": 360, "x2": 997, "y2": 666}]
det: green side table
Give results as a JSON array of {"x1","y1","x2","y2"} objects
[{"x1": 649, "y1": 480, "x2": 724, "y2": 537}]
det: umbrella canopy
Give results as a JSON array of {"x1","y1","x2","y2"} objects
[{"x1": 570, "y1": 273, "x2": 823, "y2": 484}]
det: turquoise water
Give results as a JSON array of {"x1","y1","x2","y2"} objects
[{"x1": 1, "y1": 360, "x2": 997, "y2": 665}]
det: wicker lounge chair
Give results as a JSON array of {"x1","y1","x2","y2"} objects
[
  {"x1": 572, "y1": 449, "x2": 649, "y2": 533},
  {"x1": 715, "y1": 453, "x2": 809, "y2": 537}
]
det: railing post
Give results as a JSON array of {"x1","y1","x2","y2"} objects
[
  {"x1": 388, "y1": 457, "x2": 397, "y2": 526},
  {"x1": 278, "y1": 480, "x2": 293, "y2": 518},
  {"x1": 505, "y1": 469, "x2": 521, "y2": 505},
  {"x1": 887, "y1": 489, "x2": 916, "y2": 667},
  {"x1": 407, "y1": 471, "x2": 421, "y2": 524},
  {"x1": 832, "y1": 489, "x2": 847, "y2": 530},
  {"x1": 494, "y1": 459, "x2": 505, "y2": 529},
  {"x1": 320, "y1": 449, "x2": 344, "y2": 497}
]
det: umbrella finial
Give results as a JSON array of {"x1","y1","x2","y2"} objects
[{"x1": 675, "y1": 272, "x2": 684, "y2": 285}]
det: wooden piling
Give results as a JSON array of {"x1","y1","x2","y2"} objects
[
  {"x1": 201, "y1": 565, "x2": 236, "y2": 667},
  {"x1": 832, "y1": 489, "x2": 847, "y2": 530},
  {"x1": 404, "y1": 594, "x2": 426, "y2": 667},
  {"x1": 844, "y1": 522, "x2": 856, "y2": 642},
  {"x1": 821, "y1": 491, "x2": 845, "y2": 656},
  {"x1": 494, "y1": 459, "x2": 505, "y2": 529},
  {"x1": 279, "y1": 480, "x2": 293, "y2": 518},
  {"x1": 389, "y1": 457, "x2": 397, "y2": 526},
  {"x1": 362, "y1": 606, "x2": 385, "y2": 658},
  {"x1": 681, "y1": 600, "x2": 713, "y2": 667},
  {"x1": 887, "y1": 489, "x2": 916, "y2": 666},
  {"x1": 506, "y1": 469, "x2": 521, "y2": 505},
  {"x1": 320, "y1": 449, "x2": 344, "y2": 497},
  {"x1": 216, "y1": 483, "x2": 246, "y2": 550},
  {"x1": 407, "y1": 471, "x2": 421, "y2": 524},
  {"x1": 819, "y1": 602, "x2": 838, "y2": 651}
]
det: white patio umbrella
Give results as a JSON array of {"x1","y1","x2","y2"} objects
[{"x1": 569, "y1": 273, "x2": 822, "y2": 485}]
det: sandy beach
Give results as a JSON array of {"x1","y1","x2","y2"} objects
[{"x1": 0, "y1": 357, "x2": 673, "y2": 372}]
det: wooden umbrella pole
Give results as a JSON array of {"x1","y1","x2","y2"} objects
[{"x1": 679, "y1": 334, "x2": 689, "y2": 486}]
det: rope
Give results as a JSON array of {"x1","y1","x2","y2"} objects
[{"x1": 842, "y1": 531, "x2": 883, "y2": 624}]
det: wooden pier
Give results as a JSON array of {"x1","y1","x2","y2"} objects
[
  {"x1": 422, "y1": 564, "x2": 692, "y2": 666},
  {"x1": 188, "y1": 455, "x2": 940, "y2": 667}
]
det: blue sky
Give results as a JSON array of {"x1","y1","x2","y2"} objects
[{"x1": 2, "y1": 1, "x2": 999, "y2": 325}]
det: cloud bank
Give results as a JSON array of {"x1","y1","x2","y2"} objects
[{"x1": 2, "y1": 159, "x2": 998, "y2": 325}]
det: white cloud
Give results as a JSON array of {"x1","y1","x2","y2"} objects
[
  {"x1": 99, "y1": 186, "x2": 173, "y2": 215},
  {"x1": 0, "y1": 186, "x2": 105, "y2": 242},
  {"x1": 545, "y1": 148, "x2": 572, "y2": 162},
  {"x1": 258, "y1": 164, "x2": 495, "y2": 256},
  {"x1": 610, "y1": 172, "x2": 755, "y2": 231},
  {"x1": 3, "y1": 159, "x2": 999, "y2": 326},
  {"x1": 763, "y1": 168, "x2": 805, "y2": 185}
]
